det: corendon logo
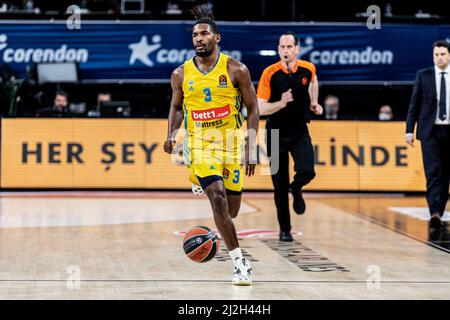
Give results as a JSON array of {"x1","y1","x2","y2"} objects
[
  {"x1": 0, "y1": 34, "x2": 89, "y2": 64},
  {"x1": 191, "y1": 105, "x2": 231, "y2": 121},
  {"x1": 299, "y1": 36, "x2": 393, "y2": 66}
]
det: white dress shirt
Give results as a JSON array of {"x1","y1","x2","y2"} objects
[{"x1": 434, "y1": 65, "x2": 450, "y2": 125}]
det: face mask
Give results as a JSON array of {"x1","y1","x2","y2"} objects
[
  {"x1": 379, "y1": 113, "x2": 391, "y2": 121},
  {"x1": 325, "y1": 105, "x2": 338, "y2": 115}
]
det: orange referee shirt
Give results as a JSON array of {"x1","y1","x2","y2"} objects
[{"x1": 257, "y1": 60, "x2": 316, "y2": 130}]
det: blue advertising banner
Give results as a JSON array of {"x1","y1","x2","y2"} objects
[{"x1": 0, "y1": 20, "x2": 448, "y2": 83}]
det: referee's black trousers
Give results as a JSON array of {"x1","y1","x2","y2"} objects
[
  {"x1": 420, "y1": 125, "x2": 450, "y2": 217},
  {"x1": 266, "y1": 124, "x2": 316, "y2": 233}
]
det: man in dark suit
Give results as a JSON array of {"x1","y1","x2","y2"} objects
[{"x1": 406, "y1": 40, "x2": 450, "y2": 229}]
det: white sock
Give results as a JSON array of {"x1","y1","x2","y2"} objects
[{"x1": 229, "y1": 247, "x2": 243, "y2": 263}]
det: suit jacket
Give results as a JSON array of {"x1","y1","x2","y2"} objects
[{"x1": 406, "y1": 67, "x2": 439, "y2": 141}]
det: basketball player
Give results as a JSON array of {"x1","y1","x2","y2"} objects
[{"x1": 164, "y1": 6, "x2": 260, "y2": 285}]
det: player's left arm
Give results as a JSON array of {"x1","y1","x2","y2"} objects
[
  {"x1": 230, "y1": 59, "x2": 260, "y2": 177},
  {"x1": 309, "y1": 75, "x2": 323, "y2": 115}
]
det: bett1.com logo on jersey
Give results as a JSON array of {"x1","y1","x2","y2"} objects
[
  {"x1": 191, "y1": 105, "x2": 231, "y2": 121},
  {"x1": 0, "y1": 34, "x2": 89, "y2": 64}
]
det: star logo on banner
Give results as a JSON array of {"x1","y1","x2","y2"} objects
[
  {"x1": 128, "y1": 35, "x2": 162, "y2": 67},
  {"x1": 298, "y1": 36, "x2": 314, "y2": 58}
]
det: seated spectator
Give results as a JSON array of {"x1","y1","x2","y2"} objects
[
  {"x1": 324, "y1": 95, "x2": 340, "y2": 120},
  {"x1": 88, "y1": 91, "x2": 111, "y2": 117},
  {"x1": 36, "y1": 90, "x2": 73, "y2": 117},
  {"x1": 378, "y1": 105, "x2": 394, "y2": 121}
]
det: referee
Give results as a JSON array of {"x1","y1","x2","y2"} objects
[{"x1": 257, "y1": 32, "x2": 322, "y2": 242}]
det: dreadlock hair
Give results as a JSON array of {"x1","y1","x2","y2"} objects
[{"x1": 191, "y1": 4, "x2": 220, "y2": 34}]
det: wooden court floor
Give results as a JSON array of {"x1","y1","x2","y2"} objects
[{"x1": 0, "y1": 191, "x2": 449, "y2": 300}]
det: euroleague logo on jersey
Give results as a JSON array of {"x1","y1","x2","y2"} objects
[
  {"x1": 223, "y1": 168, "x2": 230, "y2": 179},
  {"x1": 301, "y1": 77, "x2": 308, "y2": 85},
  {"x1": 217, "y1": 74, "x2": 229, "y2": 88}
]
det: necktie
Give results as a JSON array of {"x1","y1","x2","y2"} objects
[{"x1": 439, "y1": 72, "x2": 447, "y2": 121}]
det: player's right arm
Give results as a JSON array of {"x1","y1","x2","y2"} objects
[
  {"x1": 164, "y1": 66, "x2": 184, "y2": 154},
  {"x1": 256, "y1": 67, "x2": 292, "y2": 115}
]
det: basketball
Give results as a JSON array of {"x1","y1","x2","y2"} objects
[{"x1": 183, "y1": 226, "x2": 220, "y2": 263}]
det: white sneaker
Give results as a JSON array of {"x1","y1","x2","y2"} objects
[{"x1": 232, "y1": 258, "x2": 252, "y2": 286}]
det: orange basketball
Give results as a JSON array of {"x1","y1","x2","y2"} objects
[{"x1": 183, "y1": 226, "x2": 220, "y2": 263}]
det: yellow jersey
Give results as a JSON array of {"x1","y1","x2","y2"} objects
[{"x1": 182, "y1": 52, "x2": 244, "y2": 166}]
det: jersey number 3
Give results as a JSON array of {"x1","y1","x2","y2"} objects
[
  {"x1": 203, "y1": 88, "x2": 212, "y2": 102},
  {"x1": 232, "y1": 170, "x2": 240, "y2": 184}
]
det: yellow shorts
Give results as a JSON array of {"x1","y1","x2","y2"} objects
[
  {"x1": 184, "y1": 134, "x2": 244, "y2": 193},
  {"x1": 189, "y1": 163, "x2": 243, "y2": 193}
]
